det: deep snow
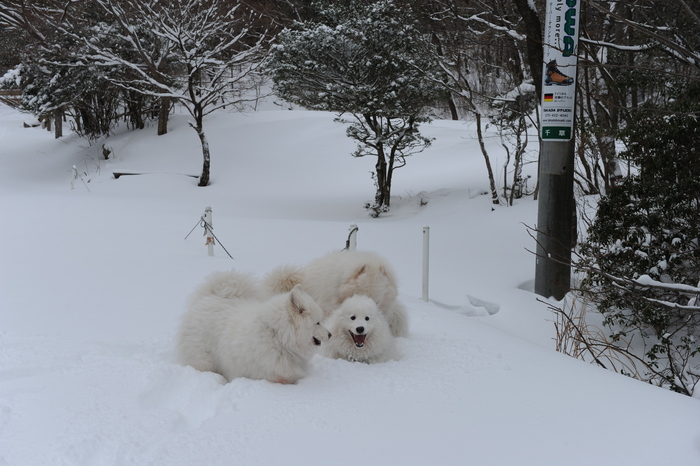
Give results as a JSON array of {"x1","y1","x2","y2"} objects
[{"x1": 1, "y1": 102, "x2": 699, "y2": 466}]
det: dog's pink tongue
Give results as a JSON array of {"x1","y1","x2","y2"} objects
[{"x1": 352, "y1": 333, "x2": 366, "y2": 346}]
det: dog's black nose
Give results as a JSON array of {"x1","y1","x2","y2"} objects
[
  {"x1": 328, "y1": 332, "x2": 332, "y2": 339},
  {"x1": 356, "y1": 326, "x2": 364, "y2": 334}
]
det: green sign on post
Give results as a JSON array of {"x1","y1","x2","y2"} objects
[{"x1": 541, "y1": 0, "x2": 581, "y2": 141}]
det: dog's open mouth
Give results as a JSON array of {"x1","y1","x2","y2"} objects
[
  {"x1": 350, "y1": 331, "x2": 366, "y2": 348},
  {"x1": 313, "y1": 337, "x2": 322, "y2": 346}
]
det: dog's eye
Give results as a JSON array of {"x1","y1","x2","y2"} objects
[
  {"x1": 316, "y1": 322, "x2": 321, "y2": 325},
  {"x1": 350, "y1": 316, "x2": 356, "y2": 320},
  {"x1": 365, "y1": 316, "x2": 370, "y2": 321}
]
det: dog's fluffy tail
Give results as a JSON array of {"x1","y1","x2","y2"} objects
[
  {"x1": 263, "y1": 264, "x2": 304, "y2": 295},
  {"x1": 189, "y1": 270, "x2": 263, "y2": 302},
  {"x1": 387, "y1": 300, "x2": 410, "y2": 338}
]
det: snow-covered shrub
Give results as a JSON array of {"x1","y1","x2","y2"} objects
[{"x1": 576, "y1": 84, "x2": 700, "y2": 395}]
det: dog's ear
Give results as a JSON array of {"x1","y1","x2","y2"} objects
[
  {"x1": 289, "y1": 284, "x2": 307, "y2": 314},
  {"x1": 339, "y1": 265, "x2": 366, "y2": 302}
]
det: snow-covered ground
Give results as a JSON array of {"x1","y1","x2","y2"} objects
[{"x1": 1, "y1": 102, "x2": 698, "y2": 465}]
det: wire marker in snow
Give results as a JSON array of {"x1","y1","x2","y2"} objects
[
  {"x1": 184, "y1": 206, "x2": 234, "y2": 259},
  {"x1": 70, "y1": 165, "x2": 90, "y2": 192},
  {"x1": 203, "y1": 206, "x2": 214, "y2": 256}
]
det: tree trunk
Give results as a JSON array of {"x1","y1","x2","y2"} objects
[
  {"x1": 74, "y1": 108, "x2": 82, "y2": 133},
  {"x1": 447, "y1": 95, "x2": 459, "y2": 120},
  {"x1": 198, "y1": 132, "x2": 210, "y2": 186},
  {"x1": 191, "y1": 116, "x2": 210, "y2": 186},
  {"x1": 431, "y1": 32, "x2": 460, "y2": 120},
  {"x1": 374, "y1": 144, "x2": 390, "y2": 208},
  {"x1": 54, "y1": 107, "x2": 63, "y2": 139},
  {"x1": 157, "y1": 97, "x2": 170, "y2": 136},
  {"x1": 128, "y1": 92, "x2": 145, "y2": 130},
  {"x1": 513, "y1": 0, "x2": 544, "y2": 99},
  {"x1": 475, "y1": 113, "x2": 500, "y2": 205}
]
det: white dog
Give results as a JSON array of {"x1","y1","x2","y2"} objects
[
  {"x1": 320, "y1": 295, "x2": 399, "y2": 364},
  {"x1": 264, "y1": 250, "x2": 409, "y2": 338},
  {"x1": 177, "y1": 270, "x2": 331, "y2": 384}
]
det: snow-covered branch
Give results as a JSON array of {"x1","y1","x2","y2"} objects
[
  {"x1": 590, "y1": 266, "x2": 700, "y2": 312},
  {"x1": 454, "y1": 13, "x2": 525, "y2": 42},
  {"x1": 588, "y1": 1, "x2": 700, "y2": 70},
  {"x1": 580, "y1": 37, "x2": 656, "y2": 52},
  {"x1": 634, "y1": 275, "x2": 700, "y2": 294}
]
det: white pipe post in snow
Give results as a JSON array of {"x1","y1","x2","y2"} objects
[
  {"x1": 422, "y1": 226, "x2": 430, "y2": 302},
  {"x1": 347, "y1": 224, "x2": 358, "y2": 251},
  {"x1": 204, "y1": 206, "x2": 214, "y2": 256},
  {"x1": 71, "y1": 165, "x2": 78, "y2": 190}
]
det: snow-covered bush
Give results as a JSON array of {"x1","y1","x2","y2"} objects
[{"x1": 576, "y1": 83, "x2": 700, "y2": 395}]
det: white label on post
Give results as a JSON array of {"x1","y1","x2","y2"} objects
[{"x1": 541, "y1": 0, "x2": 581, "y2": 141}]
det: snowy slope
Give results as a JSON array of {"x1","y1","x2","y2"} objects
[{"x1": 1, "y1": 103, "x2": 698, "y2": 466}]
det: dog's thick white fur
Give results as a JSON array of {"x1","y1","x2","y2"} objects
[
  {"x1": 264, "y1": 250, "x2": 409, "y2": 338},
  {"x1": 320, "y1": 295, "x2": 399, "y2": 364},
  {"x1": 177, "y1": 270, "x2": 331, "y2": 384}
]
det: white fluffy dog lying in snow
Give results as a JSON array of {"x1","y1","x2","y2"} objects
[
  {"x1": 177, "y1": 270, "x2": 331, "y2": 384},
  {"x1": 320, "y1": 295, "x2": 399, "y2": 364},
  {"x1": 264, "y1": 250, "x2": 409, "y2": 338}
]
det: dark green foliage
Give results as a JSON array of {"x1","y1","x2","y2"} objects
[
  {"x1": 0, "y1": 27, "x2": 25, "y2": 71},
  {"x1": 19, "y1": 60, "x2": 122, "y2": 139},
  {"x1": 269, "y1": 1, "x2": 443, "y2": 117},
  {"x1": 4, "y1": 15, "x2": 140, "y2": 140},
  {"x1": 266, "y1": 0, "x2": 444, "y2": 215},
  {"x1": 578, "y1": 80, "x2": 700, "y2": 394}
]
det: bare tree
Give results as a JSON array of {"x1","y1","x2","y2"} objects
[
  {"x1": 68, "y1": 0, "x2": 266, "y2": 186},
  {"x1": 85, "y1": 0, "x2": 178, "y2": 136},
  {"x1": 574, "y1": 0, "x2": 700, "y2": 194},
  {"x1": 425, "y1": 0, "x2": 541, "y2": 205}
]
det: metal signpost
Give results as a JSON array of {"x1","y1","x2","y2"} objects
[{"x1": 535, "y1": 0, "x2": 582, "y2": 300}]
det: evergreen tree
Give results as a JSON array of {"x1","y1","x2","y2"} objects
[
  {"x1": 577, "y1": 79, "x2": 700, "y2": 395},
  {"x1": 0, "y1": 1, "x2": 127, "y2": 139},
  {"x1": 266, "y1": 0, "x2": 444, "y2": 215}
]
